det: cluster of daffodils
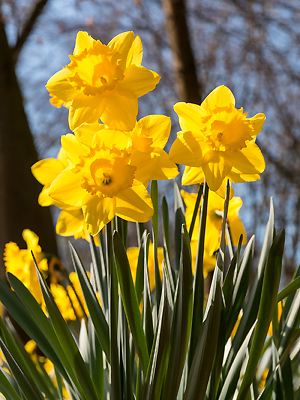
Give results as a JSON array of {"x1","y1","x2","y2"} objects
[
  {"x1": 3, "y1": 229, "x2": 88, "y2": 321},
  {"x1": 3, "y1": 30, "x2": 266, "y2": 306},
  {"x1": 31, "y1": 30, "x2": 265, "y2": 244},
  {"x1": 32, "y1": 31, "x2": 178, "y2": 238}
]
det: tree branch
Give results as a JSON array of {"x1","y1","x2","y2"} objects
[{"x1": 13, "y1": 0, "x2": 48, "y2": 63}]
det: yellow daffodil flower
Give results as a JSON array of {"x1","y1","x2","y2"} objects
[
  {"x1": 32, "y1": 150, "x2": 96, "y2": 241},
  {"x1": 73, "y1": 114, "x2": 179, "y2": 182},
  {"x1": 3, "y1": 230, "x2": 48, "y2": 303},
  {"x1": 182, "y1": 189, "x2": 246, "y2": 276},
  {"x1": 127, "y1": 242, "x2": 164, "y2": 291},
  {"x1": 47, "y1": 131, "x2": 153, "y2": 235},
  {"x1": 170, "y1": 85, "x2": 266, "y2": 191},
  {"x1": 46, "y1": 31, "x2": 160, "y2": 131}
]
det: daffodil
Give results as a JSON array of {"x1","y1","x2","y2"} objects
[
  {"x1": 127, "y1": 242, "x2": 164, "y2": 291},
  {"x1": 46, "y1": 31, "x2": 160, "y2": 131},
  {"x1": 73, "y1": 114, "x2": 179, "y2": 182},
  {"x1": 3, "y1": 230, "x2": 48, "y2": 303},
  {"x1": 182, "y1": 189, "x2": 246, "y2": 276},
  {"x1": 170, "y1": 85, "x2": 266, "y2": 191},
  {"x1": 32, "y1": 151, "x2": 94, "y2": 241},
  {"x1": 47, "y1": 131, "x2": 153, "y2": 235}
]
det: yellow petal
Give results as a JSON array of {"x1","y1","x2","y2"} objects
[
  {"x1": 136, "y1": 115, "x2": 171, "y2": 148},
  {"x1": 182, "y1": 166, "x2": 205, "y2": 186},
  {"x1": 46, "y1": 68, "x2": 74, "y2": 107},
  {"x1": 108, "y1": 31, "x2": 135, "y2": 69},
  {"x1": 174, "y1": 102, "x2": 204, "y2": 132},
  {"x1": 202, "y1": 152, "x2": 231, "y2": 191},
  {"x1": 121, "y1": 65, "x2": 160, "y2": 97},
  {"x1": 83, "y1": 197, "x2": 115, "y2": 235},
  {"x1": 169, "y1": 131, "x2": 204, "y2": 167},
  {"x1": 201, "y1": 85, "x2": 235, "y2": 111},
  {"x1": 38, "y1": 187, "x2": 54, "y2": 207},
  {"x1": 126, "y1": 35, "x2": 143, "y2": 66},
  {"x1": 74, "y1": 122, "x2": 103, "y2": 145},
  {"x1": 68, "y1": 96, "x2": 106, "y2": 130},
  {"x1": 31, "y1": 158, "x2": 65, "y2": 186},
  {"x1": 230, "y1": 142, "x2": 265, "y2": 175},
  {"x1": 61, "y1": 134, "x2": 89, "y2": 164},
  {"x1": 248, "y1": 113, "x2": 266, "y2": 137},
  {"x1": 132, "y1": 149, "x2": 178, "y2": 182},
  {"x1": 56, "y1": 209, "x2": 85, "y2": 237},
  {"x1": 73, "y1": 31, "x2": 95, "y2": 55},
  {"x1": 116, "y1": 184, "x2": 153, "y2": 222},
  {"x1": 48, "y1": 169, "x2": 88, "y2": 208},
  {"x1": 100, "y1": 90, "x2": 138, "y2": 130}
]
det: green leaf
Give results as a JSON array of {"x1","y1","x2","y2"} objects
[
  {"x1": 277, "y1": 276, "x2": 300, "y2": 303},
  {"x1": 69, "y1": 243, "x2": 110, "y2": 360},
  {"x1": 0, "y1": 339, "x2": 44, "y2": 400},
  {"x1": 237, "y1": 230, "x2": 284, "y2": 399},
  {"x1": 0, "y1": 317, "x2": 57, "y2": 400},
  {"x1": 189, "y1": 182, "x2": 209, "y2": 362},
  {"x1": 144, "y1": 279, "x2": 172, "y2": 400},
  {"x1": 113, "y1": 231, "x2": 149, "y2": 374},
  {"x1": 1, "y1": 276, "x2": 67, "y2": 379},
  {"x1": 0, "y1": 368, "x2": 23, "y2": 400},
  {"x1": 219, "y1": 323, "x2": 256, "y2": 400},
  {"x1": 151, "y1": 180, "x2": 162, "y2": 302},
  {"x1": 34, "y1": 257, "x2": 101, "y2": 400},
  {"x1": 162, "y1": 225, "x2": 193, "y2": 399}
]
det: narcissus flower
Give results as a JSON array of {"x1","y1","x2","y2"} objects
[
  {"x1": 74, "y1": 114, "x2": 179, "y2": 182},
  {"x1": 3, "y1": 230, "x2": 48, "y2": 303},
  {"x1": 182, "y1": 189, "x2": 246, "y2": 276},
  {"x1": 170, "y1": 85, "x2": 266, "y2": 191},
  {"x1": 48, "y1": 132, "x2": 153, "y2": 235},
  {"x1": 127, "y1": 242, "x2": 164, "y2": 291},
  {"x1": 46, "y1": 31, "x2": 160, "y2": 131}
]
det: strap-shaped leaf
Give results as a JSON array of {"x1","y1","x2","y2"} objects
[
  {"x1": 34, "y1": 258, "x2": 101, "y2": 400},
  {"x1": 162, "y1": 225, "x2": 193, "y2": 399},
  {"x1": 113, "y1": 231, "x2": 149, "y2": 374},
  {"x1": 237, "y1": 230, "x2": 284, "y2": 399},
  {"x1": 70, "y1": 243, "x2": 110, "y2": 360},
  {"x1": 0, "y1": 368, "x2": 23, "y2": 400}
]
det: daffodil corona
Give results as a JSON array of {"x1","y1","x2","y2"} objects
[
  {"x1": 46, "y1": 31, "x2": 160, "y2": 131},
  {"x1": 170, "y1": 85, "x2": 266, "y2": 191}
]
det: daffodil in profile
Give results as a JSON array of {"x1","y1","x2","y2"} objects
[
  {"x1": 47, "y1": 131, "x2": 153, "y2": 235},
  {"x1": 3, "y1": 230, "x2": 48, "y2": 303},
  {"x1": 170, "y1": 85, "x2": 266, "y2": 191},
  {"x1": 46, "y1": 31, "x2": 160, "y2": 131},
  {"x1": 182, "y1": 189, "x2": 246, "y2": 276}
]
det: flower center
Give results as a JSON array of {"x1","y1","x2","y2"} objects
[
  {"x1": 68, "y1": 45, "x2": 124, "y2": 96},
  {"x1": 82, "y1": 156, "x2": 136, "y2": 198},
  {"x1": 204, "y1": 108, "x2": 253, "y2": 152}
]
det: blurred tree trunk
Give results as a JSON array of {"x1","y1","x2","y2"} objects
[
  {"x1": 0, "y1": 19, "x2": 57, "y2": 275},
  {"x1": 162, "y1": 0, "x2": 202, "y2": 102}
]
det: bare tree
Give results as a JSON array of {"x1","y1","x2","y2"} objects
[{"x1": 0, "y1": 0, "x2": 57, "y2": 273}]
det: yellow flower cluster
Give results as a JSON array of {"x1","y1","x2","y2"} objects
[
  {"x1": 32, "y1": 31, "x2": 178, "y2": 237},
  {"x1": 3, "y1": 230, "x2": 88, "y2": 321},
  {"x1": 4, "y1": 230, "x2": 48, "y2": 303}
]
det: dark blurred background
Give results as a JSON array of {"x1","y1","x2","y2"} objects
[{"x1": 1, "y1": 0, "x2": 299, "y2": 275}]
